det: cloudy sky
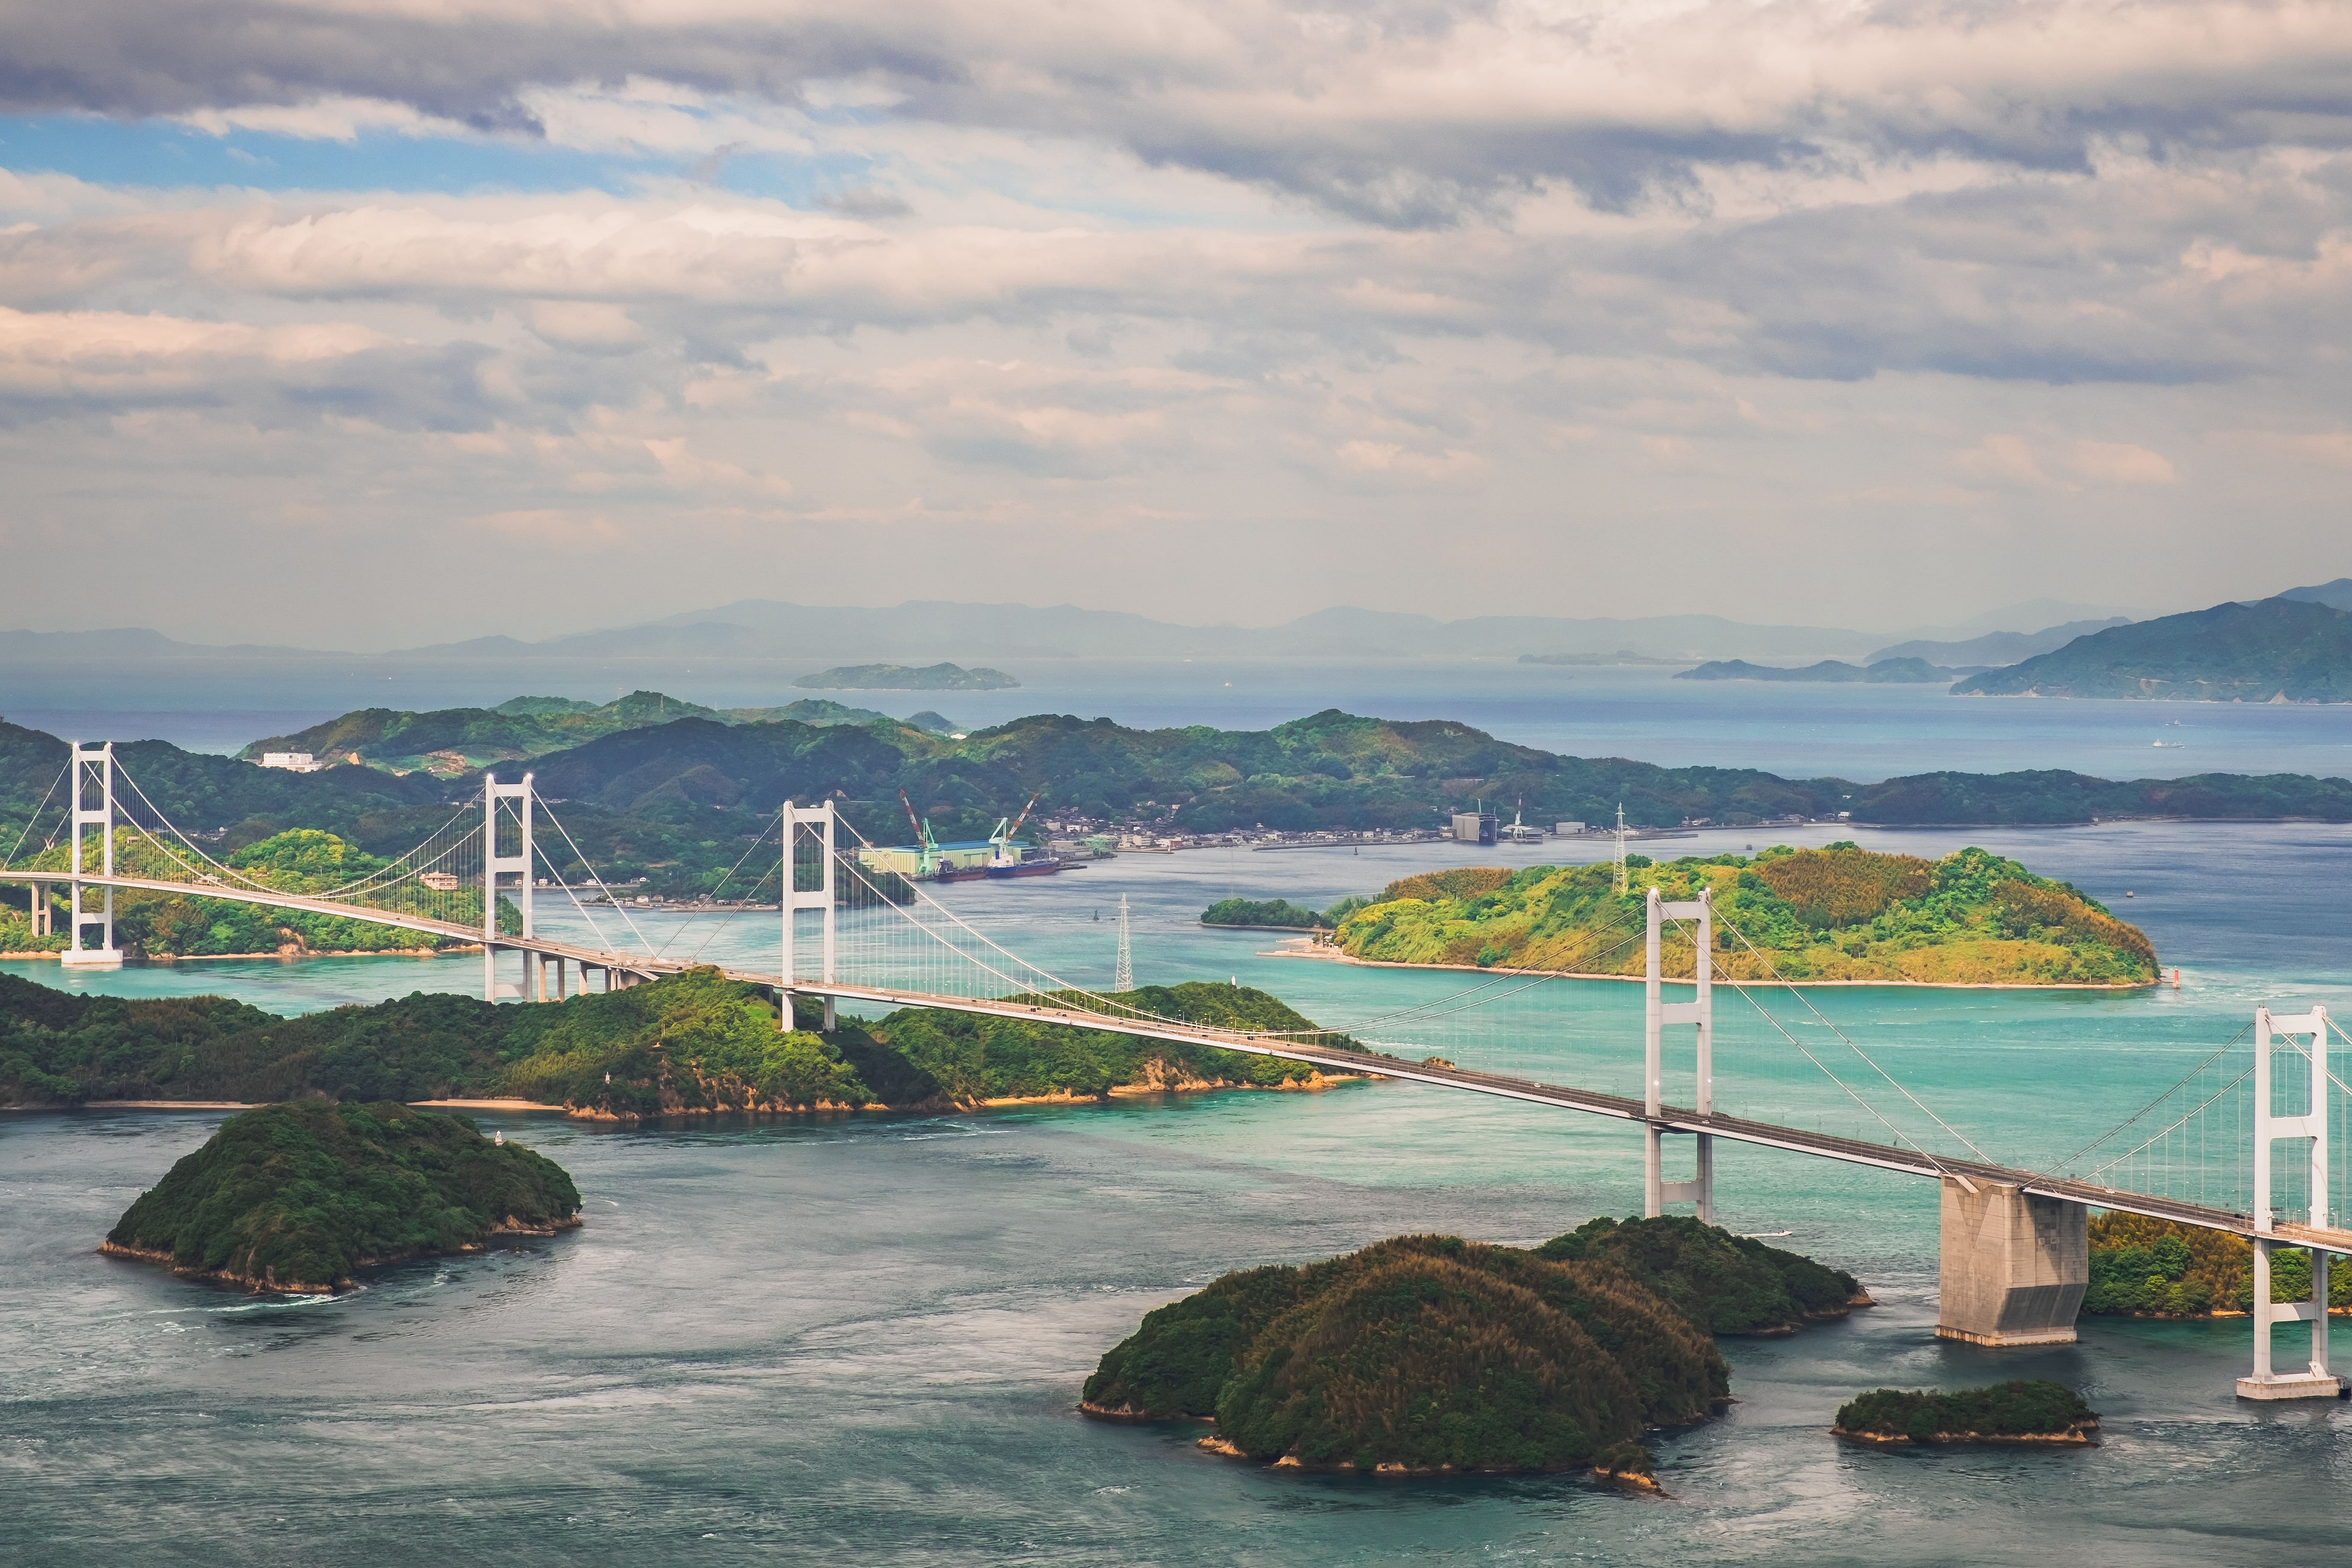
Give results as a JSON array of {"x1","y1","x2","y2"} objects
[{"x1": 1, "y1": 0, "x2": 2347, "y2": 647}]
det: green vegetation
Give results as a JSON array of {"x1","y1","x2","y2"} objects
[
  {"x1": 2, "y1": 826, "x2": 506, "y2": 958},
  {"x1": 1954, "y1": 597, "x2": 2352, "y2": 701},
  {"x1": 103, "y1": 1101, "x2": 580, "y2": 1292},
  {"x1": 241, "y1": 691, "x2": 940, "y2": 776},
  {"x1": 2084, "y1": 1212, "x2": 2350, "y2": 1315},
  {"x1": 0, "y1": 970, "x2": 1347, "y2": 1119},
  {"x1": 792, "y1": 662, "x2": 1018, "y2": 691},
  {"x1": 15, "y1": 706, "x2": 2352, "y2": 909},
  {"x1": 1334, "y1": 844, "x2": 2158, "y2": 985},
  {"x1": 1201, "y1": 897, "x2": 1337, "y2": 929},
  {"x1": 1676, "y1": 658, "x2": 1949, "y2": 683},
  {"x1": 1535, "y1": 1216, "x2": 1866, "y2": 1333},
  {"x1": 1833, "y1": 1382, "x2": 2098, "y2": 1444},
  {"x1": 1083, "y1": 1234, "x2": 1726, "y2": 1473}
]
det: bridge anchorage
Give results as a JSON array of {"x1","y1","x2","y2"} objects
[{"x1": 8, "y1": 747, "x2": 2352, "y2": 1397}]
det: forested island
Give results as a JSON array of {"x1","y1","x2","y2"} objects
[
  {"x1": 103, "y1": 1101, "x2": 580, "y2": 1293},
  {"x1": 793, "y1": 662, "x2": 1017, "y2": 691},
  {"x1": 1953, "y1": 596, "x2": 2352, "y2": 702},
  {"x1": 1676, "y1": 658, "x2": 1949, "y2": 684},
  {"x1": 0, "y1": 970, "x2": 1356, "y2": 1119},
  {"x1": 1325, "y1": 845, "x2": 2157, "y2": 986},
  {"x1": 12, "y1": 706, "x2": 2352, "y2": 915},
  {"x1": 1081, "y1": 1216, "x2": 1865, "y2": 1478},
  {"x1": 1833, "y1": 1382, "x2": 2098, "y2": 1446}
]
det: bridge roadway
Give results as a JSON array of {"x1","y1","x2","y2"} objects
[{"x1": 15, "y1": 872, "x2": 2352, "y2": 1259}]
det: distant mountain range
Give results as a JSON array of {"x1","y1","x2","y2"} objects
[
  {"x1": 1868, "y1": 618, "x2": 2132, "y2": 668},
  {"x1": 1953, "y1": 597, "x2": 2352, "y2": 702},
  {"x1": 0, "y1": 596, "x2": 2145, "y2": 676}
]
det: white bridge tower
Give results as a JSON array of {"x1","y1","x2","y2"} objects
[
  {"x1": 1643, "y1": 884, "x2": 1713, "y2": 1221},
  {"x1": 483, "y1": 772, "x2": 534, "y2": 1002},
  {"x1": 780, "y1": 799, "x2": 837, "y2": 1031},
  {"x1": 62, "y1": 742, "x2": 121, "y2": 967},
  {"x1": 2240, "y1": 1004, "x2": 2340, "y2": 1399}
]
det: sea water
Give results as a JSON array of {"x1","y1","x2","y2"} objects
[
  {"x1": 6, "y1": 816, "x2": 2352, "y2": 1566},
  {"x1": 18, "y1": 658, "x2": 2352, "y2": 780}
]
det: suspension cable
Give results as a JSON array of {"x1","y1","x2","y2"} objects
[
  {"x1": 2043, "y1": 1021, "x2": 2252, "y2": 1173},
  {"x1": 2, "y1": 759, "x2": 68, "y2": 871},
  {"x1": 1713, "y1": 912, "x2": 1995, "y2": 1164}
]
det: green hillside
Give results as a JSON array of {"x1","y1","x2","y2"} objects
[
  {"x1": 1333, "y1": 844, "x2": 2158, "y2": 985},
  {"x1": 0, "y1": 969, "x2": 1348, "y2": 1117},
  {"x1": 240, "y1": 691, "x2": 948, "y2": 776},
  {"x1": 1082, "y1": 1233, "x2": 1726, "y2": 1473},
  {"x1": 1954, "y1": 597, "x2": 2352, "y2": 701},
  {"x1": 104, "y1": 1101, "x2": 580, "y2": 1292},
  {"x1": 13, "y1": 707, "x2": 2352, "y2": 906}
]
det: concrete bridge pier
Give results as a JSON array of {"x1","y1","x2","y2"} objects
[{"x1": 1935, "y1": 1176, "x2": 2087, "y2": 1346}]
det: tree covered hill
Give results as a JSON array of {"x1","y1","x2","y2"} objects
[
  {"x1": 1333, "y1": 844, "x2": 2158, "y2": 985},
  {"x1": 104, "y1": 1101, "x2": 581, "y2": 1293},
  {"x1": 11, "y1": 708, "x2": 2352, "y2": 903},
  {"x1": 1954, "y1": 597, "x2": 2352, "y2": 701},
  {"x1": 241, "y1": 691, "x2": 947, "y2": 775},
  {"x1": 0, "y1": 969, "x2": 1348, "y2": 1118},
  {"x1": 1082, "y1": 1232, "x2": 1727, "y2": 1474}
]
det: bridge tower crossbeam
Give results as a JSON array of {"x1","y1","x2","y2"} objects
[
  {"x1": 61, "y1": 741, "x2": 120, "y2": 967},
  {"x1": 2241, "y1": 1004, "x2": 2340, "y2": 1400},
  {"x1": 1643, "y1": 884, "x2": 1713, "y2": 1221}
]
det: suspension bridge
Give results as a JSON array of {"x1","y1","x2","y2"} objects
[{"x1": 7, "y1": 741, "x2": 2352, "y2": 1400}]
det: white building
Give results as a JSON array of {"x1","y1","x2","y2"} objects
[{"x1": 259, "y1": 752, "x2": 323, "y2": 772}]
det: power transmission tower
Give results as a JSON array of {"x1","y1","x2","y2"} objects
[
  {"x1": 1113, "y1": 893, "x2": 1133, "y2": 991},
  {"x1": 1614, "y1": 803, "x2": 1628, "y2": 895}
]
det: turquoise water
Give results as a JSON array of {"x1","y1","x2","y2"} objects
[{"x1": 6, "y1": 816, "x2": 2352, "y2": 1563}]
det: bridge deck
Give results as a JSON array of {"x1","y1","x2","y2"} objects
[{"x1": 14, "y1": 871, "x2": 2345, "y2": 1255}]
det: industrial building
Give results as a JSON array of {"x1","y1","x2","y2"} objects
[
  {"x1": 856, "y1": 840, "x2": 1002, "y2": 877},
  {"x1": 1451, "y1": 811, "x2": 1498, "y2": 845}
]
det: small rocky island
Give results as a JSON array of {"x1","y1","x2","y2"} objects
[
  {"x1": 103, "y1": 1101, "x2": 581, "y2": 1293},
  {"x1": 1833, "y1": 1381, "x2": 2099, "y2": 1446},
  {"x1": 1081, "y1": 1219, "x2": 1865, "y2": 1479}
]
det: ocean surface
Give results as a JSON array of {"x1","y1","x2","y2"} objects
[
  {"x1": 7, "y1": 812, "x2": 2352, "y2": 1566},
  {"x1": 15, "y1": 656, "x2": 2352, "y2": 781}
]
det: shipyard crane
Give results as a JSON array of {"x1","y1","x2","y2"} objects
[
  {"x1": 987, "y1": 791, "x2": 1044, "y2": 873},
  {"x1": 897, "y1": 790, "x2": 941, "y2": 879}
]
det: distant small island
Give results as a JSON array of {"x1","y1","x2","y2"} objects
[
  {"x1": 1328, "y1": 845, "x2": 2158, "y2": 986},
  {"x1": 102, "y1": 1101, "x2": 581, "y2": 1293},
  {"x1": 792, "y1": 662, "x2": 1018, "y2": 691},
  {"x1": 1519, "y1": 650, "x2": 1681, "y2": 667},
  {"x1": 1834, "y1": 1381, "x2": 2098, "y2": 1446},
  {"x1": 1676, "y1": 657, "x2": 1951, "y2": 684}
]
